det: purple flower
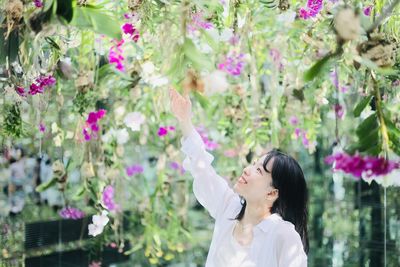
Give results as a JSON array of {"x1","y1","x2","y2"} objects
[
  {"x1": 102, "y1": 185, "x2": 118, "y2": 211},
  {"x1": 330, "y1": 70, "x2": 339, "y2": 89},
  {"x1": 170, "y1": 161, "x2": 186, "y2": 175},
  {"x1": 218, "y1": 52, "x2": 246, "y2": 76},
  {"x1": 289, "y1": 116, "x2": 299, "y2": 126},
  {"x1": 363, "y1": 6, "x2": 373, "y2": 16},
  {"x1": 59, "y1": 207, "x2": 85, "y2": 220},
  {"x1": 196, "y1": 126, "x2": 220, "y2": 151},
  {"x1": 126, "y1": 164, "x2": 144, "y2": 176},
  {"x1": 33, "y1": 0, "x2": 43, "y2": 8},
  {"x1": 325, "y1": 152, "x2": 400, "y2": 179},
  {"x1": 392, "y1": 80, "x2": 400, "y2": 87},
  {"x1": 269, "y1": 48, "x2": 284, "y2": 71},
  {"x1": 299, "y1": 0, "x2": 323, "y2": 20},
  {"x1": 334, "y1": 104, "x2": 344, "y2": 119},
  {"x1": 39, "y1": 122, "x2": 46, "y2": 133},
  {"x1": 187, "y1": 11, "x2": 214, "y2": 32}
]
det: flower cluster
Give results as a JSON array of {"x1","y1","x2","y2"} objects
[
  {"x1": 83, "y1": 109, "x2": 106, "y2": 141},
  {"x1": 187, "y1": 11, "x2": 214, "y2": 32},
  {"x1": 122, "y1": 23, "x2": 140, "y2": 42},
  {"x1": 299, "y1": 0, "x2": 323, "y2": 20},
  {"x1": 325, "y1": 152, "x2": 400, "y2": 179},
  {"x1": 102, "y1": 185, "x2": 118, "y2": 211},
  {"x1": 88, "y1": 210, "x2": 109, "y2": 237},
  {"x1": 158, "y1": 126, "x2": 175, "y2": 137},
  {"x1": 126, "y1": 164, "x2": 144, "y2": 176},
  {"x1": 29, "y1": 75, "x2": 56, "y2": 95},
  {"x1": 33, "y1": 0, "x2": 43, "y2": 8},
  {"x1": 170, "y1": 161, "x2": 186, "y2": 175},
  {"x1": 197, "y1": 127, "x2": 219, "y2": 151},
  {"x1": 109, "y1": 40, "x2": 125, "y2": 72},
  {"x1": 59, "y1": 207, "x2": 85, "y2": 220},
  {"x1": 218, "y1": 52, "x2": 246, "y2": 76}
]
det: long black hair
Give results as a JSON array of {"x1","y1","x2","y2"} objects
[{"x1": 234, "y1": 149, "x2": 309, "y2": 253}]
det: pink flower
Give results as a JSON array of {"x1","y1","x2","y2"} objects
[
  {"x1": 224, "y1": 149, "x2": 238, "y2": 158},
  {"x1": 170, "y1": 161, "x2": 186, "y2": 175},
  {"x1": 121, "y1": 23, "x2": 140, "y2": 42},
  {"x1": 33, "y1": 0, "x2": 43, "y2": 8},
  {"x1": 363, "y1": 5, "x2": 373, "y2": 16},
  {"x1": 102, "y1": 185, "x2": 118, "y2": 211},
  {"x1": 269, "y1": 48, "x2": 284, "y2": 71},
  {"x1": 59, "y1": 207, "x2": 85, "y2": 220},
  {"x1": 109, "y1": 40, "x2": 125, "y2": 72},
  {"x1": 218, "y1": 52, "x2": 246, "y2": 76},
  {"x1": 325, "y1": 152, "x2": 400, "y2": 179},
  {"x1": 197, "y1": 126, "x2": 220, "y2": 151},
  {"x1": 126, "y1": 164, "x2": 144, "y2": 176},
  {"x1": 89, "y1": 261, "x2": 102, "y2": 267},
  {"x1": 158, "y1": 127, "x2": 168, "y2": 137}
]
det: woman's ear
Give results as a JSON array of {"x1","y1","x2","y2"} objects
[{"x1": 266, "y1": 189, "x2": 279, "y2": 201}]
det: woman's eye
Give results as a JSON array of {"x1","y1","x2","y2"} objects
[{"x1": 257, "y1": 168, "x2": 262, "y2": 174}]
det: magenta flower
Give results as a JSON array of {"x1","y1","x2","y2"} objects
[
  {"x1": 122, "y1": 23, "x2": 140, "y2": 42},
  {"x1": 39, "y1": 122, "x2": 46, "y2": 133},
  {"x1": 325, "y1": 152, "x2": 400, "y2": 179},
  {"x1": 363, "y1": 6, "x2": 373, "y2": 16},
  {"x1": 28, "y1": 75, "x2": 56, "y2": 95},
  {"x1": 299, "y1": 0, "x2": 323, "y2": 20},
  {"x1": 218, "y1": 52, "x2": 246, "y2": 76},
  {"x1": 157, "y1": 126, "x2": 175, "y2": 137},
  {"x1": 187, "y1": 11, "x2": 214, "y2": 32},
  {"x1": 109, "y1": 40, "x2": 125, "y2": 72},
  {"x1": 33, "y1": 0, "x2": 43, "y2": 8},
  {"x1": 126, "y1": 164, "x2": 144, "y2": 176},
  {"x1": 59, "y1": 207, "x2": 85, "y2": 220},
  {"x1": 83, "y1": 109, "x2": 107, "y2": 141},
  {"x1": 334, "y1": 104, "x2": 344, "y2": 119},
  {"x1": 15, "y1": 86, "x2": 26, "y2": 97},
  {"x1": 102, "y1": 185, "x2": 118, "y2": 211}
]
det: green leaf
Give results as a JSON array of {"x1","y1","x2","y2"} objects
[
  {"x1": 357, "y1": 127, "x2": 380, "y2": 153},
  {"x1": 183, "y1": 38, "x2": 213, "y2": 71},
  {"x1": 45, "y1": 37, "x2": 61, "y2": 50},
  {"x1": 356, "y1": 112, "x2": 378, "y2": 137},
  {"x1": 303, "y1": 53, "x2": 334, "y2": 82},
  {"x1": 193, "y1": 91, "x2": 209, "y2": 109},
  {"x1": 70, "y1": 6, "x2": 121, "y2": 39},
  {"x1": 36, "y1": 177, "x2": 57, "y2": 192},
  {"x1": 353, "y1": 95, "x2": 373, "y2": 117},
  {"x1": 72, "y1": 186, "x2": 86, "y2": 200},
  {"x1": 56, "y1": 0, "x2": 74, "y2": 22}
]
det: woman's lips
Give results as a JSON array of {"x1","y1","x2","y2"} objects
[{"x1": 238, "y1": 176, "x2": 248, "y2": 184}]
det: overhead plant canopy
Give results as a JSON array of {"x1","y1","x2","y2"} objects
[{"x1": 0, "y1": 0, "x2": 400, "y2": 264}]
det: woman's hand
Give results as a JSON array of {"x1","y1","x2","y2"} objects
[
  {"x1": 169, "y1": 88, "x2": 192, "y2": 123},
  {"x1": 169, "y1": 88, "x2": 194, "y2": 136}
]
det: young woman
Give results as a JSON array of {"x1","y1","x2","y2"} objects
[{"x1": 170, "y1": 88, "x2": 308, "y2": 267}]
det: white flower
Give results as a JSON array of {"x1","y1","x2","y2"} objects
[
  {"x1": 142, "y1": 62, "x2": 155, "y2": 75},
  {"x1": 124, "y1": 112, "x2": 145, "y2": 131},
  {"x1": 202, "y1": 70, "x2": 229, "y2": 96},
  {"x1": 11, "y1": 61, "x2": 23, "y2": 74},
  {"x1": 115, "y1": 128, "x2": 129, "y2": 145},
  {"x1": 88, "y1": 210, "x2": 109, "y2": 237},
  {"x1": 102, "y1": 128, "x2": 115, "y2": 143}
]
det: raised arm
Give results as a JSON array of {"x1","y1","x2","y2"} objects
[{"x1": 169, "y1": 88, "x2": 236, "y2": 220}]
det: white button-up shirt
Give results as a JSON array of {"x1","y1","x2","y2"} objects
[{"x1": 181, "y1": 128, "x2": 308, "y2": 267}]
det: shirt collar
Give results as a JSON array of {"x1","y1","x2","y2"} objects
[{"x1": 256, "y1": 213, "x2": 283, "y2": 233}]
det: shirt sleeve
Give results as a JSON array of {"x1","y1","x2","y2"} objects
[
  {"x1": 180, "y1": 128, "x2": 236, "y2": 220},
  {"x1": 276, "y1": 227, "x2": 308, "y2": 267}
]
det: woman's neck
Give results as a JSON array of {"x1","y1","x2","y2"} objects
[{"x1": 241, "y1": 200, "x2": 272, "y2": 226}]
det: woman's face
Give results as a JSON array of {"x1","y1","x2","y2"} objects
[{"x1": 233, "y1": 154, "x2": 278, "y2": 203}]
